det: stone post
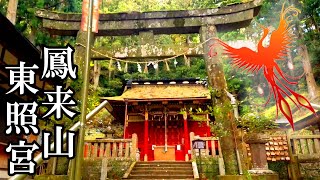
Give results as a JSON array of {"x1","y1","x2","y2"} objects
[
  {"x1": 246, "y1": 133, "x2": 275, "y2": 174},
  {"x1": 131, "y1": 133, "x2": 138, "y2": 159},
  {"x1": 190, "y1": 132, "x2": 195, "y2": 160}
]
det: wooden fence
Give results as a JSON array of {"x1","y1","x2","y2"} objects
[
  {"x1": 189, "y1": 132, "x2": 222, "y2": 158},
  {"x1": 189, "y1": 132, "x2": 225, "y2": 175},
  {"x1": 84, "y1": 133, "x2": 138, "y2": 160},
  {"x1": 289, "y1": 135, "x2": 320, "y2": 162}
]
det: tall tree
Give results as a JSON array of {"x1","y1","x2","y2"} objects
[{"x1": 293, "y1": 0, "x2": 320, "y2": 99}]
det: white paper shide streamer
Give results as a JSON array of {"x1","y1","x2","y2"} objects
[
  {"x1": 117, "y1": 61, "x2": 122, "y2": 71},
  {"x1": 137, "y1": 63, "x2": 142, "y2": 73},
  {"x1": 174, "y1": 59, "x2": 178, "y2": 67},
  {"x1": 152, "y1": 62, "x2": 158, "y2": 70}
]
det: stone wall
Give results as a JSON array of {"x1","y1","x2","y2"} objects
[
  {"x1": 35, "y1": 158, "x2": 133, "y2": 180},
  {"x1": 300, "y1": 162, "x2": 320, "y2": 179},
  {"x1": 83, "y1": 158, "x2": 133, "y2": 180}
]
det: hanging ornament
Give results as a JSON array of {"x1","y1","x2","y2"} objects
[
  {"x1": 287, "y1": 61, "x2": 294, "y2": 70},
  {"x1": 117, "y1": 61, "x2": 122, "y2": 71},
  {"x1": 124, "y1": 62, "x2": 128, "y2": 73},
  {"x1": 174, "y1": 59, "x2": 178, "y2": 67},
  {"x1": 165, "y1": 60, "x2": 170, "y2": 71},
  {"x1": 153, "y1": 62, "x2": 158, "y2": 70},
  {"x1": 144, "y1": 63, "x2": 148, "y2": 74},
  {"x1": 257, "y1": 85, "x2": 264, "y2": 96},
  {"x1": 184, "y1": 54, "x2": 190, "y2": 67},
  {"x1": 137, "y1": 63, "x2": 142, "y2": 73}
]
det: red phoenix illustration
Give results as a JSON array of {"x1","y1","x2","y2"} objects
[{"x1": 210, "y1": 4, "x2": 317, "y2": 129}]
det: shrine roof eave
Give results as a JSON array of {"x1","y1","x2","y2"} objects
[
  {"x1": 101, "y1": 97, "x2": 211, "y2": 104},
  {"x1": 283, "y1": 111, "x2": 320, "y2": 130}
]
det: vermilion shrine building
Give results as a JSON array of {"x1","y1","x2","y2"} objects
[{"x1": 102, "y1": 78, "x2": 214, "y2": 161}]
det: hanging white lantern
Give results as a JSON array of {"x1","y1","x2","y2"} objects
[
  {"x1": 287, "y1": 61, "x2": 294, "y2": 70},
  {"x1": 257, "y1": 85, "x2": 264, "y2": 95}
]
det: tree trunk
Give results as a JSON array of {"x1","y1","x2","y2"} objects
[
  {"x1": 299, "y1": 44, "x2": 320, "y2": 99},
  {"x1": 6, "y1": 0, "x2": 18, "y2": 25},
  {"x1": 200, "y1": 25, "x2": 239, "y2": 175},
  {"x1": 290, "y1": 0, "x2": 320, "y2": 100},
  {"x1": 93, "y1": 60, "x2": 100, "y2": 90}
]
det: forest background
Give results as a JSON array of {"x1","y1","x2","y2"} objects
[{"x1": 1, "y1": 0, "x2": 319, "y2": 132}]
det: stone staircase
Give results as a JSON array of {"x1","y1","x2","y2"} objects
[{"x1": 125, "y1": 161, "x2": 195, "y2": 179}]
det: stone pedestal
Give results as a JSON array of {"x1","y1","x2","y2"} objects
[
  {"x1": 106, "y1": 133, "x2": 113, "y2": 138},
  {"x1": 246, "y1": 133, "x2": 277, "y2": 176}
]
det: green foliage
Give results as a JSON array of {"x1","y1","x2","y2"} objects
[
  {"x1": 223, "y1": 59, "x2": 253, "y2": 97},
  {"x1": 97, "y1": 78, "x2": 124, "y2": 97},
  {"x1": 208, "y1": 101, "x2": 234, "y2": 137},
  {"x1": 195, "y1": 156, "x2": 219, "y2": 180},
  {"x1": 0, "y1": 0, "x2": 7, "y2": 15},
  {"x1": 237, "y1": 112, "x2": 278, "y2": 133},
  {"x1": 243, "y1": 170, "x2": 253, "y2": 180},
  {"x1": 268, "y1": 161, "x2": 289, "y2": 180},
  {"x1": 5, "y1": 0, "x2": 319, "y2": 132},
  {"x1": 101, "y1": 0, "x2": 248, "y2": 12},
  {"x1": 55, "y1": 157, "x2": 69, "y2": 175},
  {"x1": 107, "y1": 159, "x2": 132, "y2": 180}
]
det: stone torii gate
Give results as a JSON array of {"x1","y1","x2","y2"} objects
[{"x1": 36, "y1": 0, "x2": 263, "y2": 175}]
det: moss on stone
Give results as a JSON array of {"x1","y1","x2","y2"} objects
[
  {"x1": 173, "y1": 18, "x2": 185, "y2": 27},
  {"x1": 217, "y1": 174, "x2": 279, "y2": 180},
  {"x1": 34, "y1": 175, "x2": 69, "y2": 180}
]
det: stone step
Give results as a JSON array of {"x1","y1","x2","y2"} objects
[
  {"x1": 127, "y1": 174, "x2": 194, "y2": 179},
  {"x1": 127, "y1": 162, "x2": 195, "y2": 179},
  {"x1": 130, "y1": 169, "x2": 193, "y2": 175},
  {"x1": 135, "y1": 163, "x2": 192, "y2": 167},
  {"x1": 137, "y1": 161, "x2": 190, "y2": 164},
  {"x1": 127, "y1": 179, "x2": 194, "y2": 180},
  {"x1": 133, "y1": 166, "x2": 192, "y2": 171}
]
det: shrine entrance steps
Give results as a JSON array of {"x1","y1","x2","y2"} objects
[{"x1": 125, "y1": 161, "x2": 195, "y2": 179}]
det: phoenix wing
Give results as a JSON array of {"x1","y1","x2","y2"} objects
[
  {"x1": 267, "y1": 5, "x2": 299, "y2": 62},
  {"x1": 216, "y1": 40, "x2": 263, "y2": 73}
]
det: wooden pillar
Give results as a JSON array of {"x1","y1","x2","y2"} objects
[
  {"x1": 206, "y1": 114, "x2": 211, "y2": 137},
  {"x1": 144, "y1": 110, "x2": 149, "y2": 161},
  {"x1": 183, "y1": 112, "x2": 189, "y2": 161},
  {"x1": 123, "y1": 101, "x2": 128, "y2": 138},
  {"x1": 286, "y1": 132, "x2": 301, "y2": 180}
]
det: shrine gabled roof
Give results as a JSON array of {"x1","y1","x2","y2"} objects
[{"x1": 101, "y1": 79, "x2": 211, "y2": 102}]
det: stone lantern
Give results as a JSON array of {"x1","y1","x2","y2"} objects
[{"x1": 245, "y1": 133, "x2": 278, "y2": 179}]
